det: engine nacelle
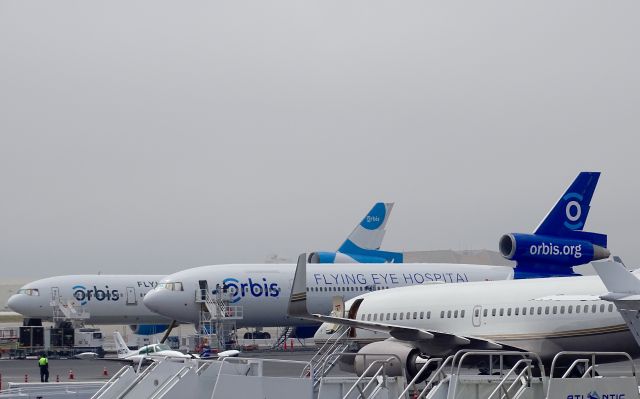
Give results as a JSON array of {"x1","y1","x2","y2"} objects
[
  {"x1": 499, "y1": 233, "x2": 610, "y2": 268},
  {"x1": 355, "y1": 340, "x2": 430, "y2": 382},
  {"x1": 308, "y1": 251, "x2": 389, "y2": 264},
  {"x1": 129, "y1": 324, "x2": 169, "y2": 335}
]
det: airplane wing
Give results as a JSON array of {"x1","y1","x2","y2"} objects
[{"x1": 288, "y1": 253, "x2": 516, "y2": 352}]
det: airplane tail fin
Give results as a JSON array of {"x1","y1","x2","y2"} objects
[
  {"x1": 593, "y1": 259, "x2": 640, "y2": 347},
  {"x1": 534, "y1": 172, "x2": 606, "y2": 246},
  {"x1": 113, "y1": 331, "x2": 133, "y2": 357},
  {"x1": 338, "y1": 202, "x2": 394, "y2": 253},
  {"x1": 593, "y1": 259, "x2": 638, "y2": 295}
]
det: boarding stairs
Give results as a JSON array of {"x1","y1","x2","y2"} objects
[
  {"x1": 91, "y1": 357, "x2": 313, "y2": 399},
  {"x1": 272, "y1": 326, "x2": 294, "y2": 349},
  {"x1": 195, "y1": 289, "x2": 243, "y2": 322},
  {"x1": 50, "y1": 297, "x2": 90, "y2": 326},
  {"x1": 304, "y1": 327, "x2": 352, "y2": 388},
  {"x1": 84, "y1": 350, "x2": 640, "y2": 399},
  {"x1": 397, "y1": 350, "x2": 639, "y2": 399}
]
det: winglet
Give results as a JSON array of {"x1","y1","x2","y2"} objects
[
  {"x1": 287, "y1": 253, "x2": 310, "y2": 319},
  {"x1": 593, "y1": 259, "x2": 638, "y2": 295}
]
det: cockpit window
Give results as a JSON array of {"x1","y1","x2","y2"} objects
[
  {"x1": 17, "y1": 288, "x2": 40, "y2": 296},
  {"x1": 157, "y1": 282, "x2": 183, "y2": 291},
  {"x1": 156, "y1": 344, "x2": 171, "y2": 351}
]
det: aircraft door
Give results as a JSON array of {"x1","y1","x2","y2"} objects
[
  {"x1": 472, "y1": 305, "x2": 482, "y2": 327},
  {"x1": 126, "y1": 287, "x2": 137, "y2": 305},
  {"x1": 51, "y1": 287, "x2": 60, "y2": 301},
  {"x1": 198, "y1": 280, "x2": 208, "y2": 300}
]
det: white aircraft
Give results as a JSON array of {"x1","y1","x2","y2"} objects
[
  {"x1": 112, "y1": 331, "x2": 194, "y2": 363},
  {"x1": 7, "y1": 203, "x2": 397, "y2": 335},
  {"x1": 143, "y1": 172, "x2": 607, "y2": 333},
  {"x1": 7, "y1": 274, "x2": 171, "y2": 334},
  {"x1": 143, "y1": 261, "x2": 513, "y2": 329},
  {"x1": 288, "y1": 254, "x2": 638, "y2": 380}
]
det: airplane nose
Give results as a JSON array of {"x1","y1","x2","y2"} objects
[
  {"x1": 7, "y1": 294, "x2": 25, "y2": 314},
  {"x1": 144, "y1": 288, "x2": 197, "y2": 323},
  {"x1": 142, "y1": 290, "x2": 164, "y2": 313}
]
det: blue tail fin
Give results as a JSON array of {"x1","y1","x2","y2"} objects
[
  {"x1": 339, "y1": 202, "x2": 394, "y2": 252},
  {"x1": 534, "y1": 172, "x2": 603, "y2": 241},
  {"x1": 503, "y1": 171, "x2": 608, "y2": 279},
  {"x1": 309, "y1": 202, "x2": 403, "y2": 263}
]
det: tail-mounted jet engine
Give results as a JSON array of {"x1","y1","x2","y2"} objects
[{"x1": 499, "y1": 233, "x2": 610, "y2": 277}]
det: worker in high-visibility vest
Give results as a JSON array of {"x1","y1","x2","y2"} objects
[{"x1": 38, "y1": 354, "x2": 49, "y2": 382}]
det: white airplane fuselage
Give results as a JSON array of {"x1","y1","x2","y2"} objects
[
  {"x1": 316, "y1": 272, "x2": 639, "y2": 361},
  {"x1": 8, "y1": 275, "x2": 169, "y2": 324},
  {"x1": 143, "y1": 263, "x2": 514, "y2": 327}
]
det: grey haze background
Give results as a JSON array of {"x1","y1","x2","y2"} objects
[{"x1": 1, "y1": 1, "x2": 638, "y2": 278}]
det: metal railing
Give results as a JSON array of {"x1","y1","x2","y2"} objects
[
  {"x1": 486, "y1": 359, "x2": 534, "y2": 399},
  {"x1": 549, "y1": 351, "x2": 636, "y2": 379},
  {"x1": 315, "y1": 352, "x2": 406, "y2": 396},
  {"x1": 397, "y1": 357, "x2": 444, "y2": 399},
  {"x1": 446, "y1": 350, "x2": 545, "y2": 399},
  {"x1": 302, "y1": 326, "x2": 351, "y2": 380},
  {"x1": 342, "y1": 358, "x2": 395, "y2": 399},
  {"x1": 90, "y1": 366, "x2": 130, "y2": 399}
]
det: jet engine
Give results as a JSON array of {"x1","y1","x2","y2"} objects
[
  {"x1": 129, "y1": 324, "x2": 169, "y2": 335},
  {"x1": 354, "y1": 340, "x2": 431, "y2": 382},
  {"x1": 499, "y1": 233, "x2": 609, "y2": 274}
]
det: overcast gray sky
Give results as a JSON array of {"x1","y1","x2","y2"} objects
[{"x1": 1, "y1": 1, "x2": 638, "y2": 278}]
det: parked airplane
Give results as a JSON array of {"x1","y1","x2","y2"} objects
[
  {"x1": 144, "y1": 172, "x2": 607, "y2": 334},
  {"x1": 289, "y1": 254, "x2": 636, "y2": 381},
  {"x1": 111, "y1": 331, "x2": 195, "y2": 362},
  {"x1": 7, "y1": 203, "x2": 395, "y2": 334}
]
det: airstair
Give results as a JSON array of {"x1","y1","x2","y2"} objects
[
  {"x1": 91, "y1": 357, "x2": 312, "y2": 399},
  {"x1": 397, "y1": 350, "x2": 638, "y2": 399},
  {"x1": 50, "y1": 297, "x2": 90, "y2": 327},
  {"x1": 83, "y1": 350, "x2": 639, "y2": 399},
  {"x1": 303, "y1": 326, "x2": 352, "y2": 387},
  {"x1": 195, "y1": 288, "x2": 243, "y2": 351},
  {"x1": 273, "y1": 326, "x2": 294, "y2": 348}
]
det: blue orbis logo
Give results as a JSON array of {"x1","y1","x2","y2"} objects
[
  {"x1": 72, "y1": 285, "x2": 120, "y2": 305},
  {"x1": 221, "y1": 278, "x2": 280, "y2": 303},
  {"x1": 563, "y1": 192, "x2": 584, "y2": 230},
  {"x1": 360, "y1": 203, "x2": 386, "y2": 230},
  {"x1": 529, "y1": 242, "x2": 582, "y2": 259}
]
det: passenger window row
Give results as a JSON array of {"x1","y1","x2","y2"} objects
[
  {"x1": 480, "y1": 303, "x2": 614, "y2": 318},
  {"x1": 358, "y1": 303, "x2": 616, "y2": 323},
  {"x1": 360, "y1": 310, "x2": 433, "y2": 322}
]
